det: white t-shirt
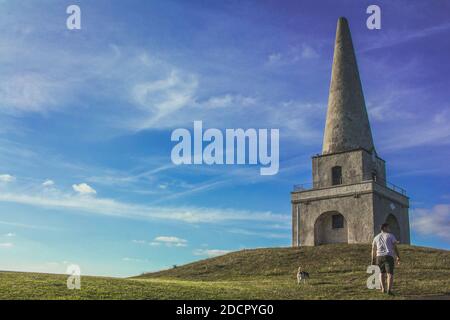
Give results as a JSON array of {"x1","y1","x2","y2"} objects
[{"x1": 372, "y1": 232, "x2": 398, "y2": 257}]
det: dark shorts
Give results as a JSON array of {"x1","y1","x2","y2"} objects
[{"x1": 377, "y1": 255, "x2": 395, "y2": 274}]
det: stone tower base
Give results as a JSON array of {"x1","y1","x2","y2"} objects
[{"x1": 292, "y1": 180, "x2": 410, "y2": 246}]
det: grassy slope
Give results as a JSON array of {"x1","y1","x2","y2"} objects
[{"x1": 1, "y1": 244, "x2": 449, "y2": 300}]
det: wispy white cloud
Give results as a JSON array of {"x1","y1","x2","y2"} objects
[
  {"x1": 0, "y1": 183, "x2": 288, "y2": 224},
  {"x1": 0, "y1": 174, "x2": 15, "y2": 183},
  {"x1": 0, "y1": 219, "x2": 57, "y2": 230},
  {"x1": 269, "y1": 101, "x2": 324, "y2": 140},
  {"x1": 361, "y1": 22, "x2": 450, "y2": 53},
  {"x1": 122, "y1": 257, "x2": 150, "y2": 263},
  {"x1": 42, "y1": 179, "x2": 55, "y2": 187},
  {"x1": 0, "y1": 20, "x2": 324, "y2": 140},
  {"x1": 3, "y1": 232, "x2": 15, "y2": 237},
  {"x1": 146, "y1": 158, "x2": 311, "y2": 204},
  {"x1": 85, "y1": 163, "x2": 175, "y2": 190},
  {"x1": 154, "y1": 236, "x2": 187, "y2": 247},
  {"x1": 193, "y1": 249, "x2": 232, "y2": 257},
  {"x1": 228, "y1": 228, "x2": 290, "y2": 239},
  {"x1": 300, "y1": 44, "x2": 319, "y2": 59},
  {"x1": 129, "y1": 70, "x2": 199, "y2": 131},
  {"x1": 0, "y1": 242, "x2": 13, "y2": 248},
  {"x1": 412, "y1": 204, "x2": 450, "y2": 241},
  {"x1": 382, "y1": 113, "x2": 450, "y2": 151},
  {"x1": 72, "y1": 183, "x2": 97, "y2": 195},
  {"x1": 267, "y1": 53, "x2": 282, "y2": 65},
  {"x1": 367, "y1": 87, "x2": 420, "y2": 122},
  {"x1": 0, "y1": 74, "x2": 62, "y2": 115},
  {"x1": 150, "y1": 178, "x2": 231, "y2": 204},
  {"x1": 201, "y1": 94, "x2": 257, "y2": 109},
  {"x1": 133, "y1": 236, "x2": 188, "y2": 247},
  {"x1": 266, "y1": 44, "x2": 319, "y2": 66}
]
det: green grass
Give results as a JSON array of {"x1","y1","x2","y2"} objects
[{"x1": 1, "y1": 244, "x2": 449, "y2": 299}]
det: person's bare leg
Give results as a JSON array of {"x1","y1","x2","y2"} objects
[
  {"x1": 380, "y1": 273, "x2": 386, "y2": 293},
  {"x1": 387, "y1": 273, "x2": 394, "y2": 294}
]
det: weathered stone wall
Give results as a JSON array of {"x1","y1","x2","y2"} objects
[
  {"x1": 312, "y1": 149, "x2": 386, "y2": 189},
  {"x1": 361, "y1": 150, "x2": 386, "y2": 184},
  {"x1": 292, "y1": 204, "x2": 299, "y2": 246},
  {"x1": 293, "y1": 186, "x2": 375, "y2": 246},
  {"x1": 312, "y1": 150, "x2": 363, "y2": 188},
  {"x1": 291, "y1": 181, "x2": 410, "y2": 246},
  {"x1": 372, "y1": 191, "x2": 410, "y2": 244}
]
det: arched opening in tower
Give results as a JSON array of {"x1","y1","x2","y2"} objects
[{"x1": 314, "y1": 211, "x2": 348, "y2": 245}]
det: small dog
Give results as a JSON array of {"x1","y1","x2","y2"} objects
[{"x1": 297, "y1": 267, "x2": 310, "y2": 284}]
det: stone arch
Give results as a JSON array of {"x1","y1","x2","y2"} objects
[
  {"x1": 314, "y1": 211, "x2": 348, "y2": 245},
  {"x1": 385, "y1": 214, "x2": 401, "y2": 241}
]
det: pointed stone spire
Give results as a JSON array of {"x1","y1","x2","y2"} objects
[{"x1": 322, "y1": 17, "x2": 375, "y2": 155}]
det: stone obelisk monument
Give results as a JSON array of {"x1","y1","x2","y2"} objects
[{"x1": 291, "y1": 17, "x2": 410, "y2": 246}]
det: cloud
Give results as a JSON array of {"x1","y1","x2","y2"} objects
[
  {"x1": 153, "y1": 236, "x2": 187, "y2": 247},
  {"x1": 122, "y1": 257, "x2": 149, "y2": 263},
  {"x1": 0, "y1": 174, "x2": 15, "y2": 183},
  {"x1": 201, "y1": 94, "x2": 257, "y2": 109},
  {"x1": 4, "y1": 232, "x2": 15, "y2": 237},
  {"x1": 0, "y1": 219, "x2": 57, "y2": 230},
  {"x1": 300, "y1": 44, "x2": 319, "y2": 59},
  {"x1": 382, "y1": 116, "x2": 450, "y2": 151},
  {"x1": 268, "y1": 101, "x2": 325, "y2": 140},
  {"x1": 412, "y1": 204, "x2": 450, "y2": 241},
  {"x1": 0, "y1": 242, "x2": 13, "y2": 248},
  {"x1": 72, "y1": 183, "x2": 97, "y2": 195},
  {"x1": 365, "y1": 86, "x2": 450, "y2": 152},
  {"x1": 266, "y1": 44, "x2": 318, "y2": 66},
  {"x1": 42, "y1": 179, "x2": 55, "y2": 187},
  {"x1": 150, "y1": 178, "x2": 232, "y2": 204},
  {"x1": 366, "y1": 87, "x2": 419, "y2": 122},
  {"x1": 125, "y1": 70, "x2": 284, "y2": 134},
  {"x1": 0, "y1": 186, "x2": 288, "y2": 224},
  {"x1": 228, "y1": 228, "x2": 290, "y2": 239},
  {"x1": 132, "y1": 240, "x2": 160, "y2": 246},
  {"x1": 0, "y1": 29, "x2": 323, "y2": 139},
  {"x1": 0, "y1": 74, "x2": 62, "y2": 115},
  {"x1": 267, "y1": 53, "x2": 282, "y2": 64},
  {"x1": 129, "y1": 70, "x2": 198, "y2": 131},
  {"x1": 361, "y1": 22, "x2": 450, "y2": 53},
  {"x1": 0, "y1": 26, "x2": 200, "y2": 131},
  {"x1": 193, "y1": 249, "x2": 232, "y2": 257},
  {"x1": 133, "y1": 236, "x2": 188, "y2": 247}
]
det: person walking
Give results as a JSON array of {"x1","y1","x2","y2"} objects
[{"x1": 371, "y1": 223, "x2": 401, "y2": 295}]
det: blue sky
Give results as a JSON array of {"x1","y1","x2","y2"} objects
[{"x1": 0, "y1": 0, "x2": 449, "y2": 277}]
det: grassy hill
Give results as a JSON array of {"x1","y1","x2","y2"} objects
[{"x1": 1, "y1": 244, "x2": 449, "y2": 299}]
